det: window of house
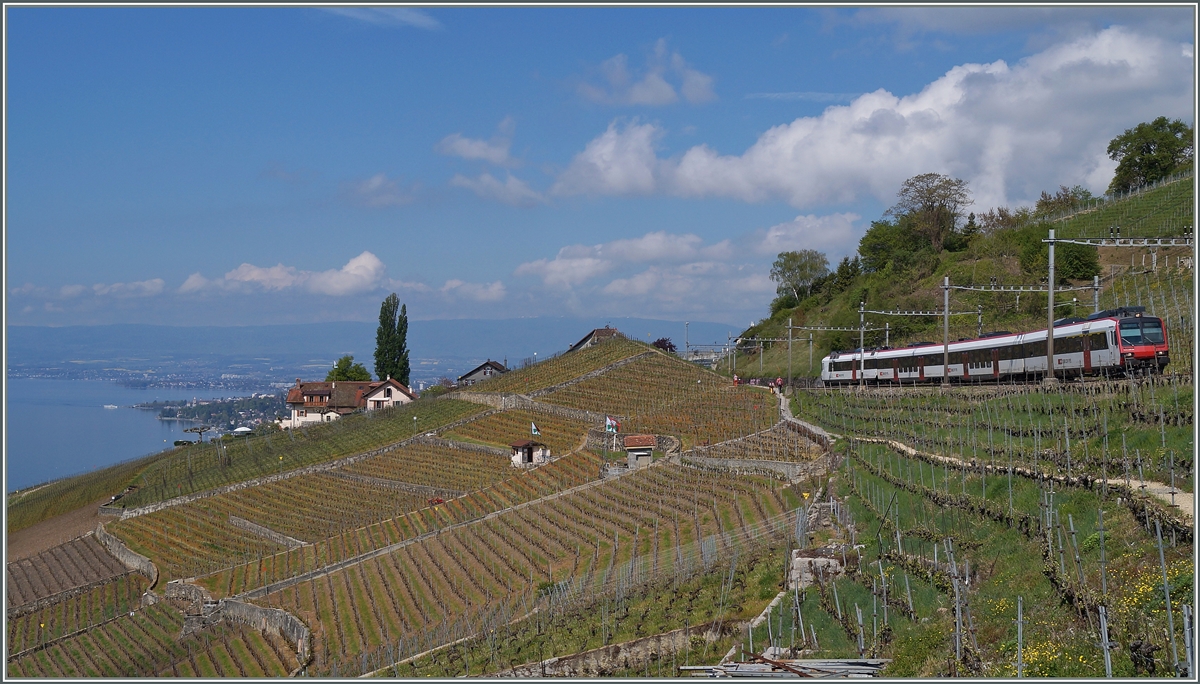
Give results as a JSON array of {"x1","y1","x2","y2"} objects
[{"x1": 385, "y1": 388, "x2": 392, "y2": 399}]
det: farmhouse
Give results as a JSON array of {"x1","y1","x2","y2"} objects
[
  {"x1": 279, "y1": 376, "x2": 416, "y2": 428},
  {"x1": 364, "y1": 376, "x2": 417, "y2": 410},
  {"x1": 568, "y1": 326, "x2": 623, "y2": 353},
  {"x1": 623, "y1": 434, "x2": 656, "y2": 469},
  {"x1": 510, "y1": 439, "x2": 550, "y2": 467},
  {"x1": 457, "y1": 359, "x2": 508, "y2": 386}
]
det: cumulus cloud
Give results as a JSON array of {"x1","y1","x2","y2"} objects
[
  {"x1": 556, "y1": 26, "x2": 1192, "y2": 211},
  {"x1": 450, "y1": 172, "x2": 546, "y2": 207},
  {"x1": 578, "y1": 39, "x2": 716, "y2": 106},
  {"x1": 513, "y1": 230, "x2": 737, "y2": 291},
  {"x1": 441, "y1": 279, "x2": 507, "y2": 302},
  {"x1": 752, "y1": 213, "x2": 861, "y2": 256},
  {"x1": 91, "y1": 279, "x2": 165, "y2": 297},
  {"x1": 321, "y1": 7, "x2": 440, "y2": 30},
  {"x1": 551, "y1": 120, "x2": 663, "y2": 196},
  {"x1": 345, "y1": 173, "x2": 415, "y2": 207},
  {"x1": 437, "y1": 117, "x2": 517, "y2": 166},
  {"x1": 184, "y1": 251, "x2": 387, "y2": 296}
]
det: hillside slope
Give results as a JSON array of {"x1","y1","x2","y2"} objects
[{"x1": 734, "y1": 173, "x2": 1194, "y2": 381}]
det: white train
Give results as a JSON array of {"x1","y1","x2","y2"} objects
[{"x1": 820, "y1": 306, "x2": 1170, "y2": 384}]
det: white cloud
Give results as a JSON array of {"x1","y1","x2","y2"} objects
[
  {"x1": 59, "y1": 284, "x2": 87, "y2": 298},
  {"x1": 305, "y1": 251, "x2": 387, "y2": 296},
  {"x1": 513, "y1": 230, "x2": 742, "y2": 295},
  {"x1": 753, "y1": 213, "x2": 861, "y2": 256},
  {"x1": 515, "y1": 255, "x2": 612, "y2": 288},
  {"x1": 346, "y1": 173, "x2": 414, "y2": 207},
  {"x1": 224, "y1": 263, "x2": 302, "y2": 290},
  {"x1": 199, "y1": 251, "x2": 387, "y2": 296},
  {"x1": 450, "y1": 173, "x2": 546, "y2": 207},
  {"x1": 551, "y1": 120, "x2": 663, "y2": 196},
  {"x1": 91, "y1": 279, "x2": 165, "y2": 298},
  {"x1": 321, "y1": 7, "x2": 440, "y2": 30},
  {"x1": 178, "y1": 273, "x2": 209, "y2": 293},
  {"x1": 437, "y1": 117, "x2": 517, "y2": 166},
  {"x1": 556, "y1": 26, "x2": 1192, "y2": 211},
  {"x1": 578, "y1": 39, "x2": 716, "y2": 106},
  {"x1": 441, "y1": 279, "x2": 506, "y2": 302}
]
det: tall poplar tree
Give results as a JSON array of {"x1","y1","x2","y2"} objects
[{"x1": 374, "y1": 294, "x2": 410, "y2": 385}]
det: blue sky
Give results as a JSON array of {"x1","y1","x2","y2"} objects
[{"x1": 5, "y1": 5, "x2": 1194, "y2": 328}]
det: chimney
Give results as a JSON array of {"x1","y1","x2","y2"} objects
[{"x1": 296, "y1": 378, "x2": 301, "y2": 386}]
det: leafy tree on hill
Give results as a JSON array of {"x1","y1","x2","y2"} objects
[
  {"x1": 1035, "y1": 185, "x2": 1094, "y2": 217},
  {"x1": 770, "y1": 250, "x2": 829, "y2": 302},
  {"x1": 327, "y1": 355, "x2": 372, "y2": 381},
  {"x1": 652, "y1": 337, "x2": 677, "y2": 353},
  {"x1": 1107, "y1": 117, "x2": 1193, "y2": 194},
  {"x1": 887, "y1": 173, "x2": 971, "y2": 253},
  {"x1": 374, "y1": 293, "x2": 411, "y2": 384}
]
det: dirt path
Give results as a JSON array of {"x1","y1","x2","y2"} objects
[{"x1": 7, "y1": 498, "x2": 109, "y2": 561}]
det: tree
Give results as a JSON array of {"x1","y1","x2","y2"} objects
[
  {"x1": 1107, "y1": 117, "x2": 1193, "y2": 194},
  {"x1": 374, "y1": 294, "x2": 410, "y2": 385},
  {"x1": 769, "y1": 250, "x2": 829, "y2": 301},
  {"x1": 1035, "y1": 185, "x2": 1093, "y2": 217},
  {"x1": 652, "y1": 337, "x2": 677, "y2": 354},
  {"x1": 327, "y1": 355, "x2": 371, "y2": 381},
  {"x1": 887, "y1": 173, "x2": 971, "y2": 253}
]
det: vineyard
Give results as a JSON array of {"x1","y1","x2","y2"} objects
[
  {"x1": 258, "y1": 460, "x2": 801, "y2": 674},
  {"x1": 794, "y1": 379, "x2": 1193, "y2": 494},
  {"x1": 466, "y1": 337, "x2": 649, "y2": 394},
  {"x1": 7, "y1": 599, "x2": 299, "y2": 677},
  {"x1": 116, "y1": 398, "x2": 485, "y2": 509},
  {"x1": 540, "y1": 353, "x2": 778, "y2": 447},
  {"x1": 441, "y1": 410, "x2": 590, "y2": 456},
  {"x1": 687, "y1": 421, "x2": 827, "y2": 464},
  {"x1": 7, "y1": 535, "x2": 131, "y2": 608}
]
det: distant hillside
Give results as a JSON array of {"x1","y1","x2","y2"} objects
[{"x1": 736, "y1": 173, "x2": 1195, "y2": 380}]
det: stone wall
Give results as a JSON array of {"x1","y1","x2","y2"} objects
[
  {"x1": 95, "y1": 523, "x2": 157, "y2": 587},
  {"x1": 221, "y1": 599, "x2": 312, "y2": 669},
  {"x1": 228, "y1": 516, "x2": 304, "y2": 549},
  {"x1": 679, "y1": 455, "x2": 817, "y2": 482},
  {"x1": 487, "y1": 620, "x2": 731, "y2": 677}
]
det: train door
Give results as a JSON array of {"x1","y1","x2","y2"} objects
[
  {"x1": 1082, "y1": 328, "x2": 1093, "y2": 374},
  {"x1": 991, "y1": 348, "x2": 1000, "y2": 379}
]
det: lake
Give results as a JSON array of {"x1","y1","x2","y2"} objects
[{"x1": 5, "y1": 377, "x2": 265, "y2": 492}]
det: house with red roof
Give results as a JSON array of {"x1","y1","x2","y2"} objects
[{"x1": 278, "y1": 376, "x2": 416, "y2": 429}]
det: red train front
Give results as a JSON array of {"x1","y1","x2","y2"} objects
[{"x1": 1115, "y1": 310, "x2": 1170, "y2": 372}]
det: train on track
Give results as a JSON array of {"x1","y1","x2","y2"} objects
[{"x1": 820, "y1": 306, "x2": 1169, "y2": 384}]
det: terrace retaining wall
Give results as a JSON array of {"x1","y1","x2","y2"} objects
[
  {"x1": 487, "y1": 619, "x2": 732, "y2": 678},
  {"x1": 220, "y1": 599, "x2": 312, "y2": 669},
  {"x1": 228, "y1": 515, "x2": 305, "y2": 549},
  {"x1": 457, "y1": 392, "x2": 612, "y2": 425},
  {"x1": 679, "y1": 455, "x2": 820, "y2": 482},
  {"x1": 95, "y1": 523, "x2": 158, "y2": 588}
]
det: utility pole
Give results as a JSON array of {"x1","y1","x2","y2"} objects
[
  {"x1": 1045, "y1": 229, "x2": 1058, "y2": 386},
  {"x1": 859, "y1": 302, "x2": 866, "y2": 388},
  {"x1": 787, "y1": 318, "x2": 793, "y2": 394},
  {"x1": 943, "y1": 276, "x2": 950, "y2": 386},
  {"x1": 1093, "y1": 275, "x2": 1100, "y2": 314}
]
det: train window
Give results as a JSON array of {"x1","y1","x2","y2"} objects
[
  {"x1": 1120, "y1": 321, "x2": 1143, "y2": 345},
  {"x1": 1058, "y1": 336, "x2": 1082, "y2": 354},
  {"x1": 1089, "y1": 332, "x2": 1108, "y2": 350},
  {"x1": 1143, "y1": 320, "x2": 1165, "y2": 344},
  {"x1": 832, "y1": 360, "x2": 853, "y2": 372}
]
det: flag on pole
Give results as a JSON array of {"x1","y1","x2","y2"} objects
[
  {"x1": 605, "y1": 416, "x2": 620, "y2": 433},
  {"x1": 531, "y1": 422, "x2": 541, "y2": 436}
]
